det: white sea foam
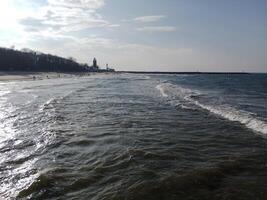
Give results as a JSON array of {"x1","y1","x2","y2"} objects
[
  {"x1": 156, "y1": 83, "x2": 202, "y2": 104},
  {"x1": 39, "y1": 98, "x2": 57, "y2": 112},
  {"x1": 156, "y1": 83, "x2": 267, "y2": 135},
  {"x1": 156, "y1": 84, "x2": 168, "y2": 97},
  {"x1": 194, "y1": 102, "x2": 267, "y2": 135},
  {"x1": 39, "y1": 90, "x2": 74, "y2": 112}
]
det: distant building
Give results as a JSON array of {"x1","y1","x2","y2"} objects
[
  {"x1": 87, "y1": 58, "x2": 115, "y2": 72},
  {"x1": 93, "y1": 58, "x2": 98, "y2": 68},
  {"x1": 89, "y1": 57, "x2": 99, "y2": 71},
  {"x1": 106, "y1": 63, "x2": 115, "y2": 72}
]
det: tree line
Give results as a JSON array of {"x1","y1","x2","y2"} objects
[{"x1": 0, "y1": 47, "x2": 93, "y2": 72}]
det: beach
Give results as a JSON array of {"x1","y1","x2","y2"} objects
[{"x1": 0, "y1": 72, "x2": 93, "y2": 82}]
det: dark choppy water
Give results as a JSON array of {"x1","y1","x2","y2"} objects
[{"x1": 0, "y1": 73, "x2": 267, "y2": 200}]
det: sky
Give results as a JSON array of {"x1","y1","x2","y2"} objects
[{"x1": 0, "y1": 0, "x2": 266, "y2": 72}]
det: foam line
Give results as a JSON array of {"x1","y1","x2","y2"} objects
[{"x1": 156, "y1": 83, "x2": 267, "y2": 135}]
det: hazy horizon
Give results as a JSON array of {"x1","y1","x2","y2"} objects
[{"x1": 0, "y1": 0, "x2": 266, "y2": 72}]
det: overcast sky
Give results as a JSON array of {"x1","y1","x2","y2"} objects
[{"x1": 0, "y1": 0, "x2": 266, "y2": 72}]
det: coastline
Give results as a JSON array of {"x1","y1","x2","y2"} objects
[
  {"x1": 0, "y1": 70, "x2": 252, "y2": 82},
  {"x1": 0, "y1": 71, "x2": 94, "y2": 82}
]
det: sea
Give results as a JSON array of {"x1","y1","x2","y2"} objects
[{"x1": 0, "y1": 73, "x2": 267, "y2": 200}]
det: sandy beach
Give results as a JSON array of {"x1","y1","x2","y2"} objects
[{"x1": 0, "y1": 72, "x2": 91, "y2": 82}]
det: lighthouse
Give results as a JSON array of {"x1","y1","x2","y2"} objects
[{"x1": 93, "y1": 58, "x2": 98, "y2": 68}]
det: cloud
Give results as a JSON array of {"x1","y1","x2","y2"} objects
[
  {"x1": 137, "y1": 26, "x2": 177, "y2": 32},
  {"x1": 133, "y1": 15, "x2": 166, "y2": 23},
  {"x1": 133, "y1": 15, "x2": 176, "y2": 33},
  {"x1": 19, "y1": 0, "x2": 118, "y2": 34},
  {"x1": 47, "y1": 0, "x2": 105, "y2": 10}
]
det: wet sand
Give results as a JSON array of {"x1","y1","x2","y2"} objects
[{"x1": 0, "y1": 72, "x2": 91, "y2": 82}]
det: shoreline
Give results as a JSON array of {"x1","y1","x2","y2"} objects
[
  {"x1": 0, "y1": 70, "x2": 254, "y2": 82},
  {"x1": 0, "y1": 71, "x2": 99, "y2": 82}
]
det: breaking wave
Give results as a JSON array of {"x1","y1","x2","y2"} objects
[
  {"x1": 156, "y1": 84, "x2": 168, "y2": 97},
  {"x1": 156, "y1": 83, "x2": 267, "y2": 135}
]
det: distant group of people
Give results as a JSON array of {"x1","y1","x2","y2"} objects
[
  {"x1": 32, "y1": 73, "x2": 94, "y2": 80},
  {"x1": 32, "y1": 75, "x2": 54, "y2": 80}
]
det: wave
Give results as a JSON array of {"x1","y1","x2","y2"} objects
[
  {"x1": 39, "y1": 90, "x2": 74, "y2": 112},
  {"x1": 156, "y1": 83, "x2": 267, "y2": 135},
  {"x1": 39, "y1": 98, "x2": 58, "y2": 111},
  {"x1": 195, "y1": 102, "x2": 267, "y2": 135},
  {"x1": 156, "y1": 84, "x2": 168, "y2": 97},
  {"x1": 119, "y1": 73, "x2": 152, "y2": 81}
]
